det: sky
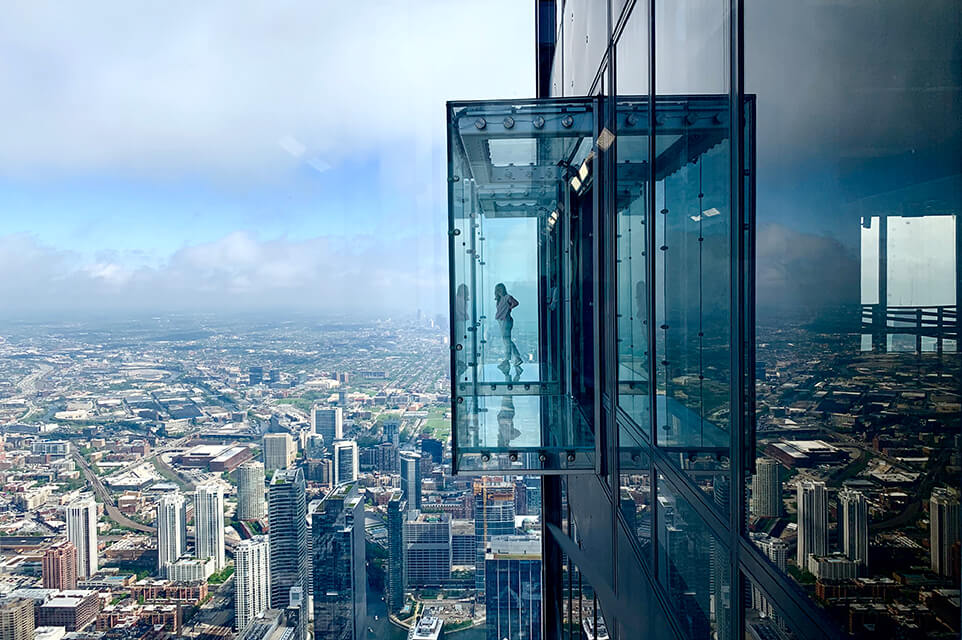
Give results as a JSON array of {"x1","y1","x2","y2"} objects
[{"x1": 0, "y1": 1, "x2": 534, "y2": 318}]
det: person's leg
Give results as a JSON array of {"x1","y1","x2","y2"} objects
[{"x1": 505, "y1": 317, "x2": 523, "y2": 365}]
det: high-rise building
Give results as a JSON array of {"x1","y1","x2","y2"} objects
[
  {"x1": 404, "y1": 511, "x2": 452, "y2": 586},
  {"x1": 312, "y1": 406, "x2": 343, "y2": 446},
  {"x1": 484, "y1": 535, "x2": 542, "y2": 640},
  {"x1": 796, "y1": 480, "x2": 828, "y2": 569},
  {"x1": 311, "y1": 482, "x2": 366, "y2": 640},
  {"x1": 65, "y1": 494, "x2": 98, "y2": 579},
  {"x1": 263, "y1": 433, "x2": 296, "y2": 471},
  {"x1": 443, "y1": 1, "x2": 960, "y2": 638},
  {"x1": 400, "y1": 450, "x2": 422, "y2": 510},
  {"x1": 838, "y1": 489, "x2": 869, "y2": 571},
  {"x1": 235, "y1": 535, "x2": 270, "y2": 632},
  {"x1": 383, "y1": 419, "x2": 400, "y2": 448},
  {"x1": 930, "y1": 487, "x2": 960, "y2": 576},
  {"x1": 0, "y1": 597, "x2": 34, "y2": 640},
  {"x1": 750, "y1": 532, "x2": 789, "y2": 622},
  {"x1": 751, "y1": 458, "x2": 782, "y2": 518},
  {"x1": 156, "y1": 491, "x2": 188, "y2": 577},
  {"x1": 386, "y1": 491, "x2": 406, "y2": 614},
  {"x1": 375, "y1": 441, "x2": 398, "y2": 473},
  {"x1": 42, "y1": 540, "x2": 78, "y2": 590},
  {"x1": 269, "y1": 467, "x2": 308, "y2": 609},
  {"x1": 474, "y1": 479, "x2": 516, "y2": 594},
  {"x1": 333, "y1": 439, "x2": 359, "y2": 485},
  {"x1": 305, "y1": 433, "x2": 325, "y2": 460},
  {"x1": 194, "y1": 482, "x2": 226, "y2": 570},
  {"x1": 237, "y1": 461, "x2": 267, "y2": 521},
  {"x1": 451, "y1": 520, "x2": 477, "y2": 566}
]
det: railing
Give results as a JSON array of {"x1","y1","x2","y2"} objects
[{"x1": 861, "y1": 304, "x2": 958, "y2": 353}]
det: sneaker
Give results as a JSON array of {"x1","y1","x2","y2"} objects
[
  {"x1": 497, "y1": 360, "x2": 511, "y2": 374},
  {"x1": 511, "y1": 356, "x2": 524, "y2": 367}
]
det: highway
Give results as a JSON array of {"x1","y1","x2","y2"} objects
[{"x1": 73, "y1": 451, "x2": 156, "y2": 534}]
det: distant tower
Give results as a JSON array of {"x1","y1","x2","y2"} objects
[
  {"x1": 385, "y1": 491, "x2": 407, "y2": 614},
  {"x1": 930, "y1": 487, "x2": 960, "y2": 576},
  {"x1": 838, "y1": 489, "x2": 869, "y2": 571},
  {"x1": 333, "y1": 440, "x2": 359, "y2": 485},
  {"x1": 195, "y1": 482, "x2": 226, "y2": 571},
  {"x1": 474, "y1": 479, "x2": 516, "y2": 595},
  {"x1": 42, "y1": 540, "x2": 78, "y2": 590},
  {"x1": 751, "y1": 458, "x2": 782, "y2": 518},
  {"x1": 65, "y1": 494, "x2": 98, "y2": 579},
  {"x1": 311, "y1": 482, "x2": 367, "y2": 640},
  {"x1": 485, "y1": 535, "x2": 542, "y2": 640},
  {"x1": 796, "y1": 480, "x2": 828, "y2": 569},
  {"x1": 263, "y1": 433, "x2": 296, "y2": 471},
  {"x1": 312, "y1": 406, "x2": 343, "y2": 446},
  {"x1": 400, "y1": 451, "x2": 422, "y2": 510},
  {"x1": 237, "y1": 461, "x2": 267, "y2": 521},
  {"x1": 156, "y1": 492, "x2": 188, "y2": 577},
  {"x1": 269, "y1": 467, "x2": 308, "y2": 609},
  {"x1": 235, "y1": 535, "x2": 270, "y2": 631}
]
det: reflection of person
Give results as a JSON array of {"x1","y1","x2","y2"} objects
[
  {"x1": 495, "y1": 283, "x2": 522, "y2": 372},
  {"x1": 497, "y1": 396, "x2": 521, "y2": 447},
  {"x1": 454, "y1": 284, "x2": 469, "y2": 378}
]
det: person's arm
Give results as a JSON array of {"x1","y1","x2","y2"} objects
[{"x1": 507, "y1": 295, "x2": 519, "y2": 309}]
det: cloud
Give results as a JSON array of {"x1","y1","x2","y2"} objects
[
  {"x1": 0, "y1": 232, "x2": 447, "y2": 316},
  {"x1": 0, "y1": 1, "x2": 534, "y2": 181}
]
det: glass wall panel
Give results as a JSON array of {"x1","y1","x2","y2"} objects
[
  {"x1": 448, "y1": 98, "x2": 599, "y2": 473},
  {"x1": 657, "y1": 476, "x2": 733, "y2": 640},
  {"x1": 615, "y1": 2, "x2": 649, "y2": 96},
  {"x1": 746, "y1": 0, "x2": 961, "y2": 636}
]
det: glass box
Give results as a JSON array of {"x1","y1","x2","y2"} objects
[{"x1": 448, "y1": 98, "x2": 598, "y2": 473}]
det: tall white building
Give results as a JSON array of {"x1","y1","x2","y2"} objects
[
  {"x1": 400, "y1": 450, "x2": 422, "y2": 510},
  {"x1": 930, "y1": 487, "x2": 960, "y2": 576},
  {"x1": 838, "y1": 489, "x2": 869, "y2": 571},
  {"x1": 235, "y1": 535, "x2": 270, "y2": 631},
  {"x1": 194, "y1": 482, "x2": 226, "y2": 570},
  {"x1": 333, "y1": 439, "x2": 359, "y2": 485},
  {"x1": 750, "y1": 532, "x2": 788, "y2": 622},
  {"x1": 156, "y1": 492, "x2": 188, "y2": 577},
  {"x1": 263, "y1": 433, "x2": 296, "y2": 471},
  {"x1": 65, "y1": 494, "x2": 98, "y2": 579},
  {"x1": 237, "y1": 461, "x2": 266, "y2": 521},
  {"x1": 796, "y1": 480, "x2": 828, "y2": 569},
  {"x1": 750, "y1": 457, "x2": 782, "y2": 518},
  {"x1": 312, "y1": 406, "x2": 343, "y2": 447}
]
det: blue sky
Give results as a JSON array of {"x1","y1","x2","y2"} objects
[{"x1": 0, "y1": 1, "x2": 534, "y2": 317}]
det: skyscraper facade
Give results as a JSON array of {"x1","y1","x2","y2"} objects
[
  {"x1": 42, "y1": 541, "x2": 78, "y2": 590},
  {"x1": 311, "y1": 482, "x2": 366, "y2": 640},
  {"x1": 929, "y1": 487, "x2": 960, "y2": 577},
  {"x1": 403, "y1": 511, "x2": 452, "y2": 587},
  {"x1": 194, "y1": 482, "x2": 226, "y2": 570},
  {"x1": 445, "y1": 1, "x2": 958, "y2": 638},
  {"x1": 263, "y1": 433, "x2": 296, "y2": 471},
  {"x1": 484, "y1": 535, "x2": 542, "y2": 640},
  {"x1": 65, "y1": 494, "x2": 98, "y2": 579},
  {"x1": 333, "y1": 439, "x2": 359, "y2": 485},
  {"x1": 399, "y1": 450, "x2": 422, "y2": 510},
  {"x1": 750, "y1": 458, "x2": 782, "y2": 518},
  {"x1": 237, "y1": 461, "x2": 267, "y2": 521},
  {"x1": 156, "y1": 491, "x2": 188, "y2": 577},
  {"x1": 474, "y1": 479, "x2": 516, "y2": 595},
  {"x1": 385, "y1": 491, "x2": 406, "y2": 614},
  {"x1": 235, "y1": 535, "x2": 270, "y2": 632},
  {"x1": 269, "y1": 467, "x2": 308, "y2": 609},
  {"x1": 796, "y1": 481, "x2": 828, "y2": 570},
  {"x1": 838, "y1": 489, "x2": 869, "y2": 571},
  {"x1": 313, "y1": 406, "x2": 343, "y2": 446}
]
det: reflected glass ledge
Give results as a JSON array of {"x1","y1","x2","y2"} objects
[{"x1": 454, "y1": 394, "x2": 595, "y2": 475}]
